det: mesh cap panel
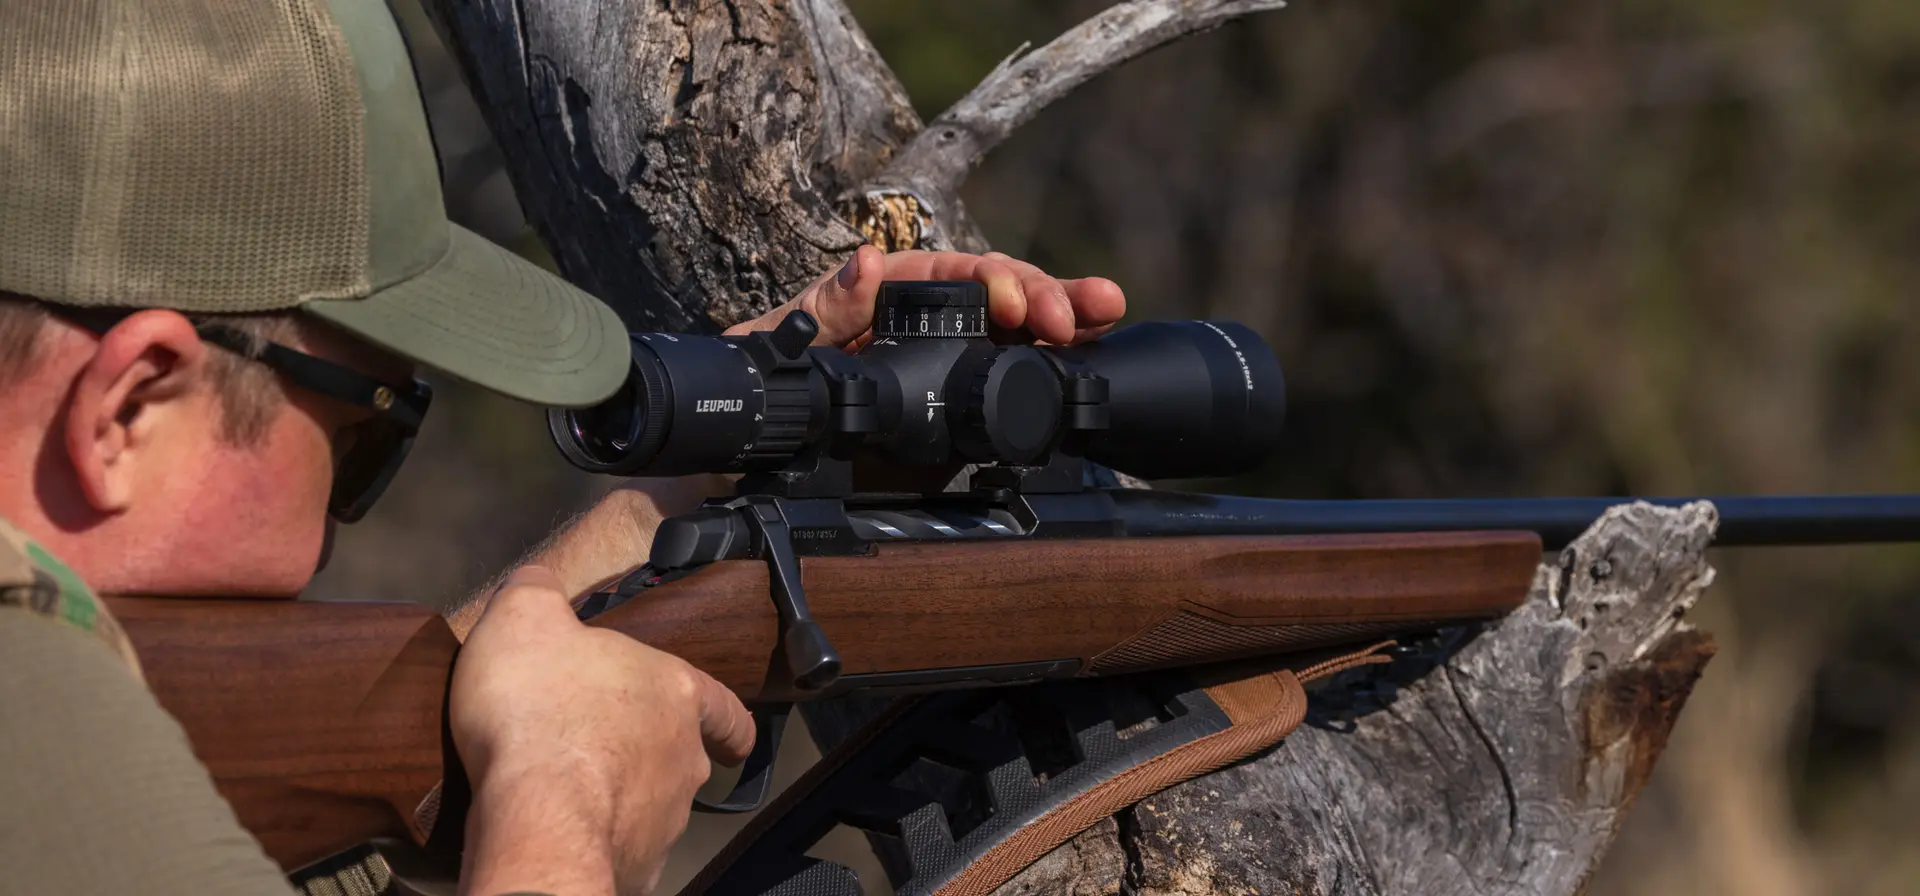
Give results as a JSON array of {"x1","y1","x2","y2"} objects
[
  {"x1": 0, "y1": 0, "x2": 370, "y2": 311},
  {"x1": 3, "y1": 0, "x2": 631, "y2": 407}
]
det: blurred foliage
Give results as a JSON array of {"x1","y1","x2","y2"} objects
[
  {"x1": 317, "y1": 0, "x2": 1920, "y2": 892},
  {"x1": 849, "y1": 2, "x2": 1920, "y2": 891}
]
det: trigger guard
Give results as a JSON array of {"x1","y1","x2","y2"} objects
[{"x1": 693, "y1": 703, "x2": 790, "y2": 813}]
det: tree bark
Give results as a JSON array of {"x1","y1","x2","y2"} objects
[
  {"x1": 421, "y1": 0, "x2": 1284, "y2": 330},
  {"x1": 423, "y1": 0, "x2": 915, "y2": 332},
  {"x1": 422, "y1": 1, "x2": 1714, "y2": 892},
  {"x1": 993, "y1": 500, "x2": 1718, "y2": 895}
]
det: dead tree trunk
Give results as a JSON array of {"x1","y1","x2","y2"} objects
[
  {"x1": 422, "y1": 0, "x2": 1286, "y2": 330},
  {"x1": 420, "y1": 1, "x2": 1716, "y2": 891}
]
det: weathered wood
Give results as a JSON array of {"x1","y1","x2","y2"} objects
[
  {"x1": 988, "y1": 500, "x2": 1719, "y2": 894},
  {"x1": 421, "y1": 0, "x2": 920, "y2": 332}
]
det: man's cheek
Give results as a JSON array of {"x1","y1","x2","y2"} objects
[{"x1": 240, "y1": 414, "x2": 337, "y2": 589}]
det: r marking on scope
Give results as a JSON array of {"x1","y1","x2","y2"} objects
[{"x1": 925, "y1": 391, "x2": 945, "y2": 422}]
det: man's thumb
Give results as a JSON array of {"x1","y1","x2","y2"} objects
[{"x1": 809, "y1": 244, "x2": 884, "y2": 345}]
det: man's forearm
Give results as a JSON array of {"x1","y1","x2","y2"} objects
[{"x1": 445, "y1": 475, "x2": 734, "y2": 641}]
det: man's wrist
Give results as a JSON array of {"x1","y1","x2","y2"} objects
[
  {"x1": 445, "y1": 474, "x2": 736, "y2": 640},
  {"x1": 528, "y1": 477, "x2": 717, "y2": 596},
  {"x1": 461, "y1": 767, "x2": 618, "y2": 896},
  {"x1": 548, "y1": 476, "x2": 736, "y2": 579}
]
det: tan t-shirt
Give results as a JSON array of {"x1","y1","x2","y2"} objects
[{"x1": 0, "y1": 515, "x2": 306, "y2": 894}]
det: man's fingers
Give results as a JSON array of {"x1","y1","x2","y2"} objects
[
  {"x1": 880, "y1": 251, "x2": 1035, "y2": 333},
  {"x1": 693, "y1": 670, "x2": 756, "y2": 766},
  {"x1": 867, "y1": 249, "x2": 955, "y2": 280},
  {"x1": 973, "y1": 251, "x2": 1073, "y2": 344},
  {"x1": 888, "y1": 251, "x2": 1119, "y2": 345},
  {"x1": 1060, "y1": 277, "x2": 1127, "y2": 330},
  {"x1": 1064, "y1": 323, "x2": 1118, "y2": 346},
  {"x1": 726, "y1": 248, "x2": 1128, "y2": 351},
  {"x1": 971, "y1": 257, "x2": 1032, "y2": 335}
]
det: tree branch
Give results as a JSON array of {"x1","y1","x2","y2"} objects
[
  {"x1": 790, "y1": 0, "x2": 924, "y2": 189},
  {"x1": 855, "y1": 0, "x2": 1289, "y2": 250}
]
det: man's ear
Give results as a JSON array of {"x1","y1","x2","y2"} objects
[{"x1": 63, "y1": 310, "x2": 212, "y2": 514}]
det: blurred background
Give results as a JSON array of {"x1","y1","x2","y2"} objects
[{"x1": 311, "y1": 1, "x2": 1920, "y2": 892}]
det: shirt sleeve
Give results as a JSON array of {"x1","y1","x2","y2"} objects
[{"x1": 0, "y1": 606, "x2": 300, "y2": 896}]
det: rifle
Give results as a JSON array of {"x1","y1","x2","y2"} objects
[{"x1": 103, "y1": 281, "x2": 1920, "y2": 887}]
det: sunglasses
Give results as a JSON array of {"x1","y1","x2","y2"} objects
[{"x1": 44, "y1": 305, "x2": 431, "y2": 524}]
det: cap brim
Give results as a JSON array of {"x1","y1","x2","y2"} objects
[{"x1": 302, "y1": 223, "x2": 629, "y2": 408}]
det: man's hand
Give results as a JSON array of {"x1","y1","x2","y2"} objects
[
  {"x1": 450, "y1": 566, "x2": 754, "y2": 896},
  {"x1": 725, "y1": 244, "x2": 1128, "y2": 350}
]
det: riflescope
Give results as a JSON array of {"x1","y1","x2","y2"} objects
[{"x1": 547, "y1": 281, "x2": 1286, "y2": 483}]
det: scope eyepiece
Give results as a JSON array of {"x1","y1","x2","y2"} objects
[
  {"x1": 547, "y1": 282, "x2": 1287, "y2": 484},
  {"x1": 547, "y1": 316, "x2": 827, "y2": 476},
  {"x1": 550, "y1": 338, "x2": 672, "y2": 474}
]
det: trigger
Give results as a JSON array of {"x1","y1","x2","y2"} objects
[{"x1": 693, "y1": 703, "x2": 790, "y2": 813}]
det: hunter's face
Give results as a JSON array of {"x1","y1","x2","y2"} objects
[
  {"x1": 0, "y1": 307, "x2": 425, "y2": 599},
  {"x1": 142, "y1": 319, "x2": 416, "y2": 598}
]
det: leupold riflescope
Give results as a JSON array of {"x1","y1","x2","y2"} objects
[{"x1": 548, "y1": 281, "x2": 1286, "y2": 481}]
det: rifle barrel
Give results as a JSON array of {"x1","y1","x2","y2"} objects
[{"x1": 1111, "y1": 491, "x2": 1920, "y2": 550}]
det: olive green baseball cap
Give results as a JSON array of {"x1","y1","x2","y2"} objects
[{"x1": 0, "y1": 0, "x2": 629, "y2": 408}]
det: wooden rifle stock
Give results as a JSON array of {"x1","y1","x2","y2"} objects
[
  {"x1": 103, "y1": 529, "x2": 1541, "y2": 873},
  {"x1": 586, "y1": 531, "x2": 1544, "y2": 700},
  {"x1": 102, "y1": 594, "x2": 457, "y2": 873}
]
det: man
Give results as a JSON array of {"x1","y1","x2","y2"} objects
[{"x1": 0, "y1": 0, "x2": 1127, "y2": 894}]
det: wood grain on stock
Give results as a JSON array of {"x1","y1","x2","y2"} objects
[
  {"x1": 98, "y1": 530, "x2": 1540, "y2": 871},
  {"x1": 104, "y1": 595, "x2": 454, "y2": 872},
  {"x1": 590, "y1": 531, "x2": 1546, "y2": 701}
]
